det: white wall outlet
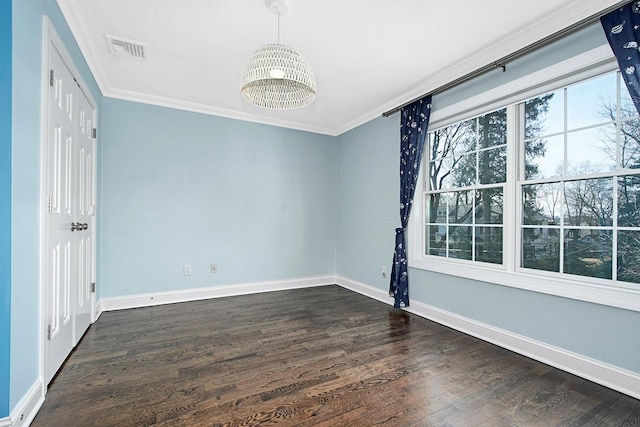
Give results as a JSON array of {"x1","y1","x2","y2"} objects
[
  {"x1": 210, "y1": 263, "x2": 217, "y2": 273},
  {"x1": 183, "y1": 264, "x2": 192, "y2": 276},
  {"x1": 382, "y1": 266, "x2": 387, "y2": 278}
]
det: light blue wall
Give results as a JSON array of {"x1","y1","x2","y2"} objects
[
  {"x1": 336, "y1": 23, "x2": 640, "y2": 375},
  {"x1": 0, "y1": 0, "x2": 11, "y2": 418},
  {"x1": 99, "y1": 99, "x2": 337, "y2": 298},
  {"x1": 337, "y1": 113, "x2": 640, "y2": 374},
  {"x1": 336, "y1": 117, "x2": 398, "y2": 289},
  {"x1": 410, "y1": 270, "x2": 640, "y2": 372},
  {"x1": 434, "y1": 23, "x2": 606, "y2": 111},
  {"x1": 11, "y1": 0, "x2": 101, "y2": 412}
]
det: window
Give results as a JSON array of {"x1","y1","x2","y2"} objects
[
  {"x1": 415, "y1": 65, "x2": 640, "y2": 309},
  {"x1": 426, "y1": 109, "x2": 506, "y2": 265},
  {"x1": 520, "y1": 72, "x2": 640, "y2": 285}
]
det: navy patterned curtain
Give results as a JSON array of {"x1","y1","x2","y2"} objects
[
  {"x1": 389, "y1": 96, "x2": 432, "y2": 308},
  {"x1": 602, "y1": 1, "x2": 640, "y2": 116}
]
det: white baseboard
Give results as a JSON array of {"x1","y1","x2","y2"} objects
[
  {"x1": 100, "y1": 275, "x2": 336, "y2": 312},
  {"x1": 336, "y1": 275, "x2": 640, "y2": 400},
  {"x1": 1, "y1": 378, "x2": 45, "y2": 427},
  {"x1": 94, "y1": 300, "x2": 103, "y2": 322}
]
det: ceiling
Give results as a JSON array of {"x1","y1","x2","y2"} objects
[{"x1": 56, "y1": 0, "x2": 622, "y2": 136}]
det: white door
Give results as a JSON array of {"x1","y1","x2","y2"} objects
[
  {"x1": 44, "y1": 43, "x2": 96, "y2": 383},
  {"x1": 74, "y1": 86, "x2": 95, "y2": 340}
]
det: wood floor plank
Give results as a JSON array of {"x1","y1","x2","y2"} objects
[{"x1": 32, "y1": 285, "x2": 640, "y2": 426}]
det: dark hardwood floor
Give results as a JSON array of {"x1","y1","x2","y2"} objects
[{"x1": 32, "y1": 285, "x2": 640, "y2": 426}]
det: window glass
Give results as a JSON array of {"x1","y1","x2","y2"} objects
[
  {"x1": 428, "y1": 120, "x2": 475, "y2": 160},
  {"x1": 425, "y1": 109, "x2": 506, "y2": 265},
  {"x1": 618, "y1": 231, "x2": 640, "y2": 283},
  {"x1": 478, "y1": 109, "x2": 507, "y2": 148},
  {"x1": 563, "y1": 178, "x2": 613, "y2": 227},
  {"x1": 429, "y1": 154, "x2": 476, "y2": 190},
  {"x1": 448, "y1": 190, "x2": 473, "y2": 224},
  {"x1": 475, "y1": 189, "x2": 503, "y2": 224},
  {"x1": 563, "y1": 229, "x2": 612, "y2": 279},
  {"x1": 525, "y1": 135, "x2": 564, "y2": 180},
  {"x1": 479, "y1": 146, "x2": 506, "y2": 184},
  {"x1": 620, "y1": 117, "x2": 640, "y2": 169},
  {"x1": 522, "y1": 182, "x2": 562, "y2": 225},
  {"x1": 448, "y1": 226, "x2": 472, "y2": 260},
  {"x1": 618, "y1": 175, "x2": 640, "y2": 227},
  {"x1": 427, "y1": 225, "x2": 446, "y2": 257},
  {"x1": 566, "y1": 73, "x2": 616, "y2": 129},
  {"x1": 521, "y1": 228, "x2": 560, "y2": 272},
  {"x1": 526, "y1": 91, "x2": 562, "y2": 136},
  {"x1": 427, "y1": 193, "x2": 448, "y2": 224},
  {"x1": 565, "y1": 127, "x2": 616, "y2": 175},
  {"x1": 475, "y1": 227, "x2": 503, "y2": 264}
]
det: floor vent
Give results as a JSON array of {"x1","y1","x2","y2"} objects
[{"x1": 106, "y1": 35, "x2": 146, "y2": 60}]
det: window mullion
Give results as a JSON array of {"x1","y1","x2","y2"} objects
[
  {"x1": 507, "y1": 104, "x2": 520, "y2": 273},
  {"x1": 559, "y1": 88, "x2": 568, "y2": 275},
  {"x1": 473, "y1": 119, "x2": 479, "y2": 261},
  {"x1": 616, "y1": 72, "x2": 622, "y2": 170},
  {"x1": 613, "y1": 177, "x2": 619, "y2": 281},
  {"x1": 613, "y1": 73, "x2": 621, "y2": 281}
]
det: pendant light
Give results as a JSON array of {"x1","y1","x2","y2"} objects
[{"x1": 240, "y1": 0, "x2": 316, "y2": 110}]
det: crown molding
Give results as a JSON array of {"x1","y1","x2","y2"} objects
[
  {"x1": 104, "y1": 88, "x2": 338, "y2": 136},
  {"x1": 55, "y1": 0, "x2": 110, "y2": 95},
  {"x1": 56, "y1": 0, "x2": 622, "y2": 136},
  {"x1": 361, "y1": 0, "x2": 624, "y2": 126}
]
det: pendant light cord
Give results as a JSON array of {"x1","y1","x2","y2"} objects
[{"x1": 277, "y1": 11, "x2": 281, "y2": 44}]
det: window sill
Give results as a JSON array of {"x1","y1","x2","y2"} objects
[{"x1": 409, "y1": 256, "x2": 640, "y2": 312}]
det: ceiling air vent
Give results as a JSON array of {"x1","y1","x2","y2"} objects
[{"x1": 105, "y1": 35, "x2": 146, "y2": 60}]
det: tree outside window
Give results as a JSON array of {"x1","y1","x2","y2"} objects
[
  {"x1": 521, "y1": 71, "x2": 640, "y2": 285},
  {"x1": 424, "y1": 70, "x2": 640, "y2": 287}
]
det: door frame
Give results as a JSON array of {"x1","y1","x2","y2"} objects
[{"x1": 39, "y1": 16, "x2": 98, "y2": 387}]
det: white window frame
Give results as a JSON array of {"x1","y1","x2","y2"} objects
[
  {"x1": 409, "y1": 44, "x2": 640, "y2": 312},
  {"x1": 424, "y1": 109, "x2": 508, "y2": 264}
]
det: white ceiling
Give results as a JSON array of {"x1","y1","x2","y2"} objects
[{"x1": 57, "y1": 0, "x2": 622, "y2": 136}]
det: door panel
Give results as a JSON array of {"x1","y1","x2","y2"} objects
[
  {"x1": 45, "y1": 43, "x2": 97, "y2": 383},
  {"x1": 46, "y1": 45, "x2": 76, "y2": 383},
  {"x1": 74, "y1": 88, "x2": 95, "y2": 339}
]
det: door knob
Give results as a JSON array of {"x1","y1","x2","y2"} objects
[
  {"x1": 82, "y1": 223, "x2": 88, "y2": 230},
  {"x1": 71, "y1": 222, "x2": 79, "y2": 231}
]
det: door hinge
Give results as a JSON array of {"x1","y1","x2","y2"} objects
[
  {"x1": 92, "y1": 128, "x2": 97, "y2": 139},
  {"x1": 47, "y1": 324, "x2": 52, "y2": 340},
  {"x1": 47, "y1": 196, "x2": 53, "y2": 214},
  {"x1": 49, "y1": 70, "x2": 54, "y2": 87},
  {"x1": 91, "y1": 282, "x2": 96, "y2": 293}
]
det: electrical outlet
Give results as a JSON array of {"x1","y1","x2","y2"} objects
[
  {"x1": 183, "y1": 264, "x2": 192, "y2": 276},
  {"x1": 382, "y1": 266, "x2": 387, "y2": 278},
  {"x1": 210, "y1": 263, "x2": 217, "y2": 273}
]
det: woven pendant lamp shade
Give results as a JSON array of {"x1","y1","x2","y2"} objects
[{"x1": 241, "y1": 43, "x2": 316, "y2": 110}]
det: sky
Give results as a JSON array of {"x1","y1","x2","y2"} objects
[{"x1": 528, "y1": 70, "x2": 634, "y2": 179}]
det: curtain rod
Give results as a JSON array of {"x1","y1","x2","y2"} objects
[{"x1": 382, "y1": 1, "x2": 627, "y2": 118}]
